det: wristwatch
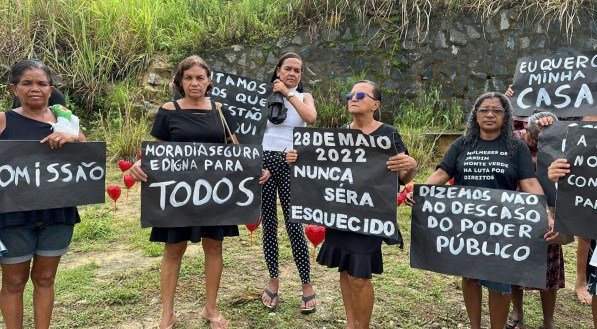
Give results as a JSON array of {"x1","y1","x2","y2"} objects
[{"x1": 286, "y1": 92, "x2": 295, "y2": 100}]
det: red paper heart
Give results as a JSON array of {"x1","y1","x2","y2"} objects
[
  {"x1": 118, "y1": 160, "x2": 133, "y2": 172},
  {"x1": 305, "y1": 225, "x2": 326, "y2": 248},
  {"x1": 107, "y1": 185, "x2": 121, "y2": 202},
  {"x1": 123, "y1": 174, "x2": 135, "y2": 189},
  {"x1": 245, "y1": 216, "x2": 262, "y2": 232}
]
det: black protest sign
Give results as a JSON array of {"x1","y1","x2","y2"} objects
[
  {"x1": 210, "y1": 71, "x2": 272, "y2": 144},
  {"x1": 140, "y1": 142, "x2": 263, "y2": 228},
  {"x1": 411, "y1": 184, "x2": 548, "y2": 289},
  {"x1": 537, "y1": 121, "x2": 597, "y2": 206},
  {"x1": 289, "y1": 127, "x2": 399, "y2": 239},
  {"x1": 554, "y1": 125, "x2": 597, "y2": 238},
  {"x1": 511, "y1": 51, "x2": 597, "y2": 117},
  {"x1": 0, "y1": 141, "x2": 106, "y2": 213}
]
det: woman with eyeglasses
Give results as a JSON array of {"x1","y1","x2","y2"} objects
[
  {"x1": 406, "y1": 92, "x2": 558, "y2": 329},
  {"x1": 286, "y1": 80, "x2": 417, "y2": 328},
  {"x1": 259, "y1": 52, "x2": 319, "y2": 313}
]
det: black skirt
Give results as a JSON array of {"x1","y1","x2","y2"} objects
[
  {"x1": 150, "y1": 225, "x2": 239, "y2": 244},
  {"x1": 316, "y1": 228, "x2": 383, "y2": 279}
]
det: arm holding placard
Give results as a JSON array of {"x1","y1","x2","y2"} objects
[
  {"x1": 404, "y1": 168, "x2": 451, "y2": 206},
  {"x1": 518, "y1": 178, "x2": 560, "y2": 243},
  {"x1": 387, "y1": 153, "x2": 417, "y2": 184},
  {"x1": 547, "y1": 159, "x2": 570, "y2": 182}
]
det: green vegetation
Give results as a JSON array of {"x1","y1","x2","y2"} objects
[{"x1": 1, "y1": 164, "x2": 593, "y2": 328}]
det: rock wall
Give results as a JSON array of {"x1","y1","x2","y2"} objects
[{"x1": 146, "y1": 8, "x2": 596, "y2": 117}]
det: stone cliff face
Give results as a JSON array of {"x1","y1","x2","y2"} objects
[{"x1": 143, "y1": 8, "x2": 596, "y2": 117}]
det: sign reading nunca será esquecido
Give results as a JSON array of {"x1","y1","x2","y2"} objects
[
  {"x1": 411, "y1": 184, "x2": 548, "y2": 289},
  {"x1": 536, "y1": 121, "x2": 597, "y2": 206},
  {"x1": 210, "y1": 71, "x2": 272, "y2": 145},
  {"x1": 289, "y1": 127, "x2": 399, "y2": 239},
  {"x1": 512, "y1": 51, "x2": 596, "y2": 117},
  {"x1": 554, "y1": 125, "x2": 597, "y2": 238},
  {"x1": 0, "y1": 141, "x2": 106, "y2": 213},
  {"x1": 140, "y1": 142, "x2": 263, "y2": 228}
]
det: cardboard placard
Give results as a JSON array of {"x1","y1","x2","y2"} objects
[
  {"x1": 554, "y1": 125, "x2": 597, "y2": 238},
  {"x1": 512, "y1": 51, "x2": 597, "y2": 117},
  {"x1": 537, "y1": 121, "x2": 597, "y2": 206},
  {"x1": 210, "y1": 71, "x2": 272, "y2": 144},
  {"x1": 0, "y1": 141, "x2": 106, "y2": 212},
  {"x1": 411, "y1": 184, "x2": 548, "y2": 289},
  {"x1": 289, "y1": 128, "x2": 399, "y2": 239},
  {"x1": 140, "y1": 142, "x2": 263, "y2": 227}
]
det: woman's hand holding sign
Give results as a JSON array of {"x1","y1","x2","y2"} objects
[
  {"x1": 129, "y1": 160, "x2": 147, "y2": 182},
  {"x1": 547, "y1": 159, "x2": 571, "y2": 182},
  {"x1": 285, "y1": 149, "x2": 298, "y2": 164},
  {"x1": 41, "y1": 131, "x2": 80, "y2": 149},
  {"x1": 387, "y1": 153, "x2": 416, "y2": 172}
]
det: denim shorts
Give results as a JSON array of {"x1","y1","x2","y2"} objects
[
  {"x1": 479, "y1": 279, "x2": 512, "y2": 294},
  {"x1": 0, "y1": 222, "x2": 74, "y2": 264}
]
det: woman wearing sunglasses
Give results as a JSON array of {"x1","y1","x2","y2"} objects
[
  {"x1": 287, "y1": 80, "x2": 417, "y2": 328},
  {"x1": 406, "y1": 92, "x2": 558, "y2": 329}
]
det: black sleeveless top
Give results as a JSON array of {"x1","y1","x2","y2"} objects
[
  {"x1": 150, "y1": 100, "x2": 231, "y2": 143},
  {"x1": 0, "y1": 110, "x2": 81, "y2": 226}
]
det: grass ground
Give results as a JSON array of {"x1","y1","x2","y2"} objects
[{"x1": 0, "y1": 164, "x2": 593, "y2": 328}]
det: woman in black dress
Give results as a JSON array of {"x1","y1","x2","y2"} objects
[
  {"x1": 286, "y1": 80, "x2": 417, "y2": 328},
  {"x1": 129, "y1": 55, "x2": 269, "y2": 329}
]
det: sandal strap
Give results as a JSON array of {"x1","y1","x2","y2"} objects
[
  {"x1": 505, "y1": 316, "x2": 522, "y2": 329},
  {"x1": 263, "y1": 288, "x2": 278, "y2": 300},
  {"x1": 302, "y1": 293, "x2": 316, "y2": 303}
]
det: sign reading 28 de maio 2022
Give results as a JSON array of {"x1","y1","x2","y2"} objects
[
  {"x1": 140, "y1": 142, "x2": 263, "y2": 228},
  {"x1": 411, "y1": 184, "x2": 548, "y2": 289},
  {"x1": 210, "y1": 71, "x2": 272, "y2": 145},
  {"x1": 512, "y1": 51, "x2": 596, "y2": 117},
  {"x1": 0, "y1": 141, "x2": 106, "y2": 213},
  {"x1": 289, "y1": 127, "x2": 399, "y2": 239},
  {"x1": 554, "y1": 125, "x2": 597, "y2": 239}
]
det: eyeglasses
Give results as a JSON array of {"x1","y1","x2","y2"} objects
[
  {"x1": 346, "y1": 92, "x2": 376, "y2": 101},
  {"x1": 477, "y1": 107, "x2": 505, "y2": 116}
]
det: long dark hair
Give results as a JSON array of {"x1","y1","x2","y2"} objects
[
  {"x1": 462, "y1": 92, "x2": 517, "y2": 156},
  {"x1": 172, "y1": 55, "x2": 213, "y2": 97},
  {"x1": 10, "y1": 59, "x2": 54, "y2": 85},
  {"x1": 270, "y1": 52, "x2": 304, "y2": 92}
]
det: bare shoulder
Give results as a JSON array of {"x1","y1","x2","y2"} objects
[
  {"x1": 302, "y1": 92, "x2": 313, "y2": 99},
  {"x1": 161, "y1": 101, "x2": 176, "y2": 110}
]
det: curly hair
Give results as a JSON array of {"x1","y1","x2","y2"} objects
[
  {"x1": 172, "y1": 55, "x2": 212, "y2": 97},
  {"x1": 10, "y1": 59, "x2": 54, "y2": 86},
  {"x1": 462, "y1": 92, "x2": 518, "y2": 156}
]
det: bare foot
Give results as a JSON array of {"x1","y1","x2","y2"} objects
[
  {"x1": 576, "y1": 283, "x2": 593, "y2": 305},
  {"x1": 158, "y1": 310, "x2": 177, "y2": 329},
  {"x1": 300, "y1": 283, "x2": 317, "y2": 313},
  {"x1": 261, "y1": 278, "x2": 279, "y2": 308}
]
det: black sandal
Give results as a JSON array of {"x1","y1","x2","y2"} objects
[
  {"x1": 300, "y1": 293, "x2": 317, "y2": 314},
  {"x1": 505, "y1": 315, "x2": 523, "y2": 329},
  {"x1": 261, "y1": 288, "x2": 278, "y2": 309}
]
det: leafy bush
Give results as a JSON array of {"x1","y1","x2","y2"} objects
[{"x1": 91, "y1": 83, "x2": 151, "y2": 162}]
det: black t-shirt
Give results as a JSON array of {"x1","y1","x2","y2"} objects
[
  {"x1": 437, "y1": 135, "x2": 535, "y2": 190},
  {"x1": 345, "y1": 123, "x2": 409, "y2": 155},
  {"x1": 150, "y1": 100, "x2": 232, "y2": 143}
]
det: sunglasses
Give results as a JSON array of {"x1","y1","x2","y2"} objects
[{"x1": 346, "y1": 92, "x2": 377, "y2": 101}]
